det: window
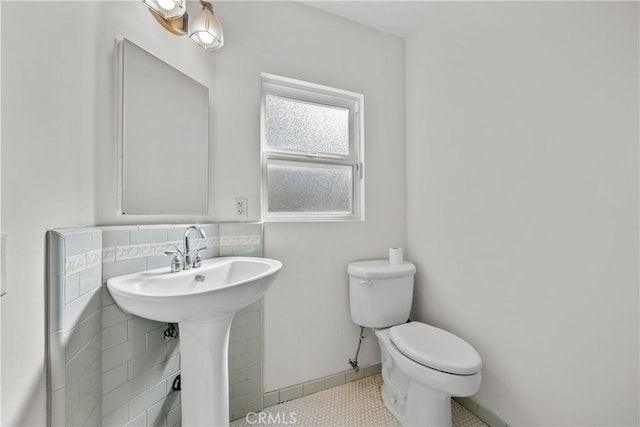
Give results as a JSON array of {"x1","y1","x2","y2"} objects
[{"x1": 261, "y1": 73, "x2": 364, "y2": 221}]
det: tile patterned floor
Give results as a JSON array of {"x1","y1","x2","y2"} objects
[{"x1": 231, "y1": 374, "x2": 488, "y2": 427}]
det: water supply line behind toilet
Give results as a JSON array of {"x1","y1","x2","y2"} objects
[{"x1": 348, "y1": 326, "x2": 366, "y2": 372}]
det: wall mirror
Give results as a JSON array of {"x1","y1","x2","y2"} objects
[{"x1": 116, "y1": 38, "x2": 209, "y2": 215}]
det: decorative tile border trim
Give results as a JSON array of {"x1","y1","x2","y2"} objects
[
  {"x1": 114, "y1": 243, "x2": 158, "y2": 260},
  {"x1": 65, "y1": 249, "x2": 102, "y2": 276},
  {"x1": 261, "y1": 363, "x2": 382, "y2": 411},
  {"x1": 453, "y1": 397, "x2": 510, "y2": 427},
  {"x1": 220, "y1": 235, "x2": 261, "y2": 247},
  {"x1": 110, "y1": 237, "x2": 217, "y2": 262},
  {"x1": 102, "y1": 247, "x2": 116, "y2": 263},
  {"x1": 64, "y1": 234, "x2": 261, "y2": 274}
]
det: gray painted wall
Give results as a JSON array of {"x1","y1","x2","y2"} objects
[{"x1": 406, "y1": 2, "x2": 639, "y2": 425}]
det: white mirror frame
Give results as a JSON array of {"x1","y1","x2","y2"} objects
[{"x1": 115, "y1": 38, "x2": 210, "y2": 215}]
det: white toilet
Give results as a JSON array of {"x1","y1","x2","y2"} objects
[{"x1": 348, "y1": 260, "x2": 482, "y2": 427}]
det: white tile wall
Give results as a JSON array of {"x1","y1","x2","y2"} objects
[
  {"x1": 47, "y1": 223, "x2": 265, "y2": 427},
  {"x1": 48, "y1": 228, "x2": 104, "y2": 427},
  {"x1": 228, "y1": 300, "x2": 263, "y2": 420}
]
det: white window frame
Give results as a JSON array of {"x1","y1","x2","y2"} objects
[{"x1": 260, "y1": 73, "x2": 364, "y2": 222}]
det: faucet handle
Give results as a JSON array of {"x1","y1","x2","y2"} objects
[
  {"x1": 193, "y1": 246, "x2": 207, "y2": 268},
  {"x1": 164, "y1": 247, "x2": 184, "y2": 258},
  {"x1": 164, "y1": 248, "x2": 183, "y2": 272}
]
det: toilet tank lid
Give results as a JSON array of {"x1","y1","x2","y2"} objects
[{"x1": 347, "y1": 260, "x2": 416, "y2": 279}]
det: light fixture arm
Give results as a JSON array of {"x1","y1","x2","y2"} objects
[{"x1": 148, "y1": 7, "x2": 188, "y2": 36}]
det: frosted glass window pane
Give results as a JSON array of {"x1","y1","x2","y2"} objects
[
  {"x1": 265, "y1": 94, "x2": 350, "y2": 155},
  {"x1": 267, "y1": 161, "x2": 353, "y2": 213}
]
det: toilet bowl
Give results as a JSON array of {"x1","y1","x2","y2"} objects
[
  {"x1": 347, "y1": 260, "x2": 482, "y2": 427},
  {"x1": 375, "y1": 325, "x2": 481, "y2": 426}
]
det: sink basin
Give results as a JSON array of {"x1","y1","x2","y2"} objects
[
  {"x1": 107, "y1": 256, "x2": 282, "y2": 323},
  {"x1": 106, "y1": 256, "x2": 282, "y2": 427}
]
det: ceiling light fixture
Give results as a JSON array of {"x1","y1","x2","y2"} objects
[{"x1": 143, "y1": 0, "x2": 224, "y2": 50}]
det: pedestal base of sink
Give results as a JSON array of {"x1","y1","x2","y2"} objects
[{"x1": 179, "y1": 315, "x2": 234, "y2": 427}]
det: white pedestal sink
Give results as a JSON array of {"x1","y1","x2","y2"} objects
[{"x1": 107, "y1": 257, "x2": 282, "y2": 427}]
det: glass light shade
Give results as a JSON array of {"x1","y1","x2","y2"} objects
[
  {"x1": 143, "y1": 0, "x2": 186, "y2": 19},
  {"x1": 189, "y1": 5, "x2": 224, "y2": 50}
]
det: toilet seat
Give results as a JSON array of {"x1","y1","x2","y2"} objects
[{"x1": 389, "y1": 322, "x2": 482, "y2": 375}]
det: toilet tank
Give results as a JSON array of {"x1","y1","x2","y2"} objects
[{"x1": 347, "y1": 260, "x2": 416, "y2": 328}]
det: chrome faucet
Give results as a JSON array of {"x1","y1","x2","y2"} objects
[
  {"x1": 183, "y1": 225, "x2": 207, "y2": 270},
  {"x1": 164, "y1": 225, "x2": 208, "y2": 272}
]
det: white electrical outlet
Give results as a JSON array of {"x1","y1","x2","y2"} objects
[{"x1": 235, "y1": 197, "x2": 248, "y2": 217}]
